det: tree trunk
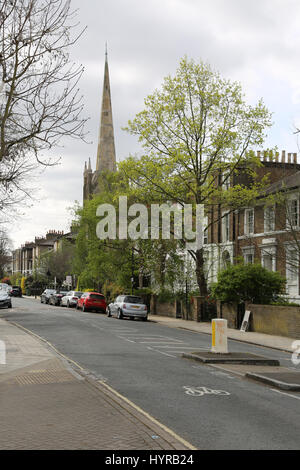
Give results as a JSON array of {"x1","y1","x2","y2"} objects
[{"x1": 195, "y1": 248, "x2": 208, "y2": 297}]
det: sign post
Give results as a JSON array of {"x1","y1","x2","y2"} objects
[{"x1": 211, "y1": 318, "x2": 228, "y2": 354}]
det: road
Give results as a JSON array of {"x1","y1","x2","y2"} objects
[{"x1": 1, "y1": 297, "x2": 300, "y2": 450}]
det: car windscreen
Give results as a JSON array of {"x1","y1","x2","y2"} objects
[
  {"x1": 74, "y1": 292, "x2": 83, "y2": 297},
  {"x1": 124, "y1": 296, "x2": 143, "y2": 304},
  {"x1": 89, "y1": 294, "x2": 105, "y2": 300}
]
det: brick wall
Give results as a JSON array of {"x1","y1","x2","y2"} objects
[
  {"x1": 218, "y1": 301, "x2": 300, "y2": 338},
  {"x1": 217, "y1": 302, "x2": 238, "y2": 329},
  {"x1": 248, "y1": 303, "x2": 300, "y2": 338}
]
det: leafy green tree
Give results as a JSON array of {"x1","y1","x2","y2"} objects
[
  {"x1": 211, "y1": 263, "x2": 286, "y2": 304},
  {"x1": 120, "y1": 57, "x2": 272, "y2": 295}
]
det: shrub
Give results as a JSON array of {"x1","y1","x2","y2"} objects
[{"x1": 211, "y1": 263, "x2": 286, "y2": 305}]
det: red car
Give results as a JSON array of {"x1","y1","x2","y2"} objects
[{"x1": 76, "y1": 292, "x2": 107, "y2": 313}]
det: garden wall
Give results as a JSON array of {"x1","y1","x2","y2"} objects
[{"x1": 219, "y1": 302, "x2": 300, "y2": 338}]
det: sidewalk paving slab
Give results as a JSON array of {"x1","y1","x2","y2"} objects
[{"x1": 0, "y1": 318, "x2": 195, "y2": 450}]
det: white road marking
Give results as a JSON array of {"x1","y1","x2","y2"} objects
[
  {"x1": 147, "y1": 346, "x2": 176, "y2": 358},
  {"x1": 139, "y1": 341, "x2": 186, "y2": 344},
  {"x1": 157, "y1": 346, "x2": 206, "y2": 349},
  {"x1": 183, "y1": 386, "x2": 231, "y2": 397},
  {"x1": 270, "y1": 388, "x2": 300, "y2": 401}
]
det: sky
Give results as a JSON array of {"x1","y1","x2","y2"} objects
[{"x1": 8, "y1": 0, "x2": 300, "y2": 248}]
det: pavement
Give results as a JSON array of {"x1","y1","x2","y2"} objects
[{"x1": 0, "y1": 317, "x2": 195, "y2": 450}]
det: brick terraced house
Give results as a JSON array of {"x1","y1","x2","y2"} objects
[{"x1": 204, "y1": 150, "x2": 300, "y2": 303}]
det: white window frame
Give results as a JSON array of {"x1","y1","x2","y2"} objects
[
  {"x1": 242, "y1": 246, "x2": 255, "y2": 264},
  {"x1": 222, "y1": 211, "x2": 230, "y2": 243},
  {"x1": 286, "y1": 197, "x2": 299, "y2": 230},
  {"x1": 244, "y1": 208, "x2": 254, "y2": 235},
  {"x1": 264, "y1": 206, "x2": 275, "y2": 233},
  {"x1": 285, "y1": 244, "x2": 299, "y2": 296}
]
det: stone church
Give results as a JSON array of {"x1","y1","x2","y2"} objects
[{"x1": 83, "y1": 50, "x2": 117, "y2": 202}]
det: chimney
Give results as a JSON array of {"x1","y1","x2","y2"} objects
[
  {"x1": 257, "y1": 150, "x2": 261, "y2": 160},
  {"x1": 293, "y1": 153, "x2": 297, "y2": 163},
  {"x1": 275, "y1": 152, "x2": 279, "y2": 162},
  {"x1": 288, "y1": 153, "x2": 292, "y2": 163},
  {"x1": 281, "y1": 150, "x2": 286, "y2": 163},
  {"x1": 263, "y1": 151, "x2": 267, "y2": 161}
]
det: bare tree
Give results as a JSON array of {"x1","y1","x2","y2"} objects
[
  {"x1": 0, "y1": 0, "x2": 88, "y2": 208},
  {"x1": 0, "y1": 229, "x2": 12, "y2": 277}
]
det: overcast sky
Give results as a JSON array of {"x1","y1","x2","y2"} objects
[{"x1": 9, "y1": 0, "x2": 300, "y2": 248}]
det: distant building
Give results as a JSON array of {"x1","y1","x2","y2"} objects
[
  {"x1": 83, "y1": 50, "x2": 117, "y2": 202},
  {"x1": 12, "y1": 230, "x2": 64, "y2": 276}
]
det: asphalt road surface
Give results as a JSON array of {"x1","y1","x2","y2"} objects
[{"x1": 1, "y1": 297, "x2": 300, "y2": 450}]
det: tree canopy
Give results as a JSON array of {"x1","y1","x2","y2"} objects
[{"x1": 120, "y1": 57, "x2": 273, "y2": 294}]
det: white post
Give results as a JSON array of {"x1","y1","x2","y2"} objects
[{"x1": 211, "y1": 318, "x2": 228, "y2": 354}]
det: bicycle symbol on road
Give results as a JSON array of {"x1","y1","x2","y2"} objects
[{"x1": 183, "y1": 386, "x2": 231, "y2": 397}]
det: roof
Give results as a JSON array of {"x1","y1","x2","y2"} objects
[{"x1": 262, "y1": 171, "x2": 300, "y2": 196}]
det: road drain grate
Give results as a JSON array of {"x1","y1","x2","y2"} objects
[{"x1": 11, "y1": 369, "x2": 76, "y2": 386}]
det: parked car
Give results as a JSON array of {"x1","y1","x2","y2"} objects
[
  {"x1": 0, "y1": 291, "x2": 12, "y2": 309},
  {"x1": 10, "y1": 286, "x2": 22, "y2": 297},
  {"x1": 40, "y1": 289, "x2": 56, "y2": 304},
  {"x1": 48, "y1": 290, "x2": 69, "y2": 306},
  {"x1": 106, "y1": 295, "x2": 148, "y2": 321},
  {"x1": 76, "y1": 292, "x2": 107, "y2": 313},
  {"x1": 61, "y1": 291, "x2": 83, "y2": 308},
  {"x1": 0, "y1": 283, "x2": 12, "y2": 294}
]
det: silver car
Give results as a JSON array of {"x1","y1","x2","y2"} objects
[
  {"x1": 61, "y1": 291, "x2": 83, "y2": 308},
  {"x1": 107, "y1": 295, "x2": 148, "y2": 321}
]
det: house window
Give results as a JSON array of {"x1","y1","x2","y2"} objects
[
  {"x1": 222, "y1": 250, "x2": 231, "y2": 269},
  {"x1": 285, "y1": 244, "x2": 299, "y2": 296},
  {"x1": 242, "y1": 246, "x2": 255, "y2": 264},
  {"x1": 264, "y1": 206, "x2": 275, "y2": 232},
  {"x1": 244, "y1": 209, "x2": 254, "y2": 235},
  {"x1": 262, "y1": 254, "x2": 273, "y2": 271},
  {"x1": 245, "y1": 253, "x2": 254, "y2": 264},
  {"x1": 222, "y1": 212, "x2": 230, "y2": 242},
  {"x1": 287, "y1": 199, "x2": 299, "y2": 228},
  {"x1": 222, "y1": 172, "x2": 230, "y2": 191}
]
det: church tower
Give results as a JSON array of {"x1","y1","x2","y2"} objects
[{"x1": 83, "y1": 48, "x2": 117, "y2": 202}]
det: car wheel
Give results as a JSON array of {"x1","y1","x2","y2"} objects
[
  {"x1": 117, "y1": 309, "x2": 123, "y2": 320},
  {"x1": 8, "y1": 303, "x2": 12, "y2": 308},
  {"x1": 107, "y1": 307, "x2": 111, "y2": 317},
  {"x1": 142, "y1": 316, "x2": 148, "y2": 322}
]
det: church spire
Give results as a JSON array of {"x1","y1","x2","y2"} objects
[{"x1": 96, "y1": 46, "x2": 116, "y2": 173}]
